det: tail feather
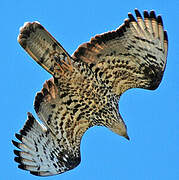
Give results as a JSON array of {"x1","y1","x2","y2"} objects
[
  {"x1": 12, "y1": 112, "x2": 80, "y2": 176},
  {"x1": 18, "y1": 22, "x2": 73, "y2": 77}
]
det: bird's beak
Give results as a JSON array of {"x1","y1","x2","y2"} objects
[{"x1": 123, "y1": 133, "x2": 130, "y2": 140}]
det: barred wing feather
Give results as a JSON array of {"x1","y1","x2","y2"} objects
[{"x1": 72, "y1": 9, "x2": 168, "y2": 95}]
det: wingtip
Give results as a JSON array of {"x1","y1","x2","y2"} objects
[
  {"x1": 128, "y1": 13, "x2": 136, "y2": 22},
  {"x1": 15, "y1": 133, "x2": 22, "y2": 141},
  {"x1": 12, "y1": 140, "x2": 19, "y2": 148},
  {"x1": 135, "y1": 9, "x2": 142, "y2": 18},
  {"x1": 124, "y1": 19, "x2": 130, "y2": 27},
  {"x1": 14, "y1": 150, "x2": 21, "y2": 156},
  {"x1": 34, "y1": 92, "x2": 44, "y2": 113},
  {"x1": 164, "y1": 30, "x2": 168, "y2": 41},
  {"x1": 157, "y1": 15, "x2": 163, "y2": 26},
  {"x1": 30, "y1": 171, "x2": 40, "y2": 176},
  {"x1": 143, "y1": 10, "x2": 149, "y2": 19},
  {"x1": 18, "y1": 164, "x2": 27, "y2": 170},
  {"x1": 14, "y1": 157, "x2": 22, "y2": 163},
  {"x1": 150, "y1": 10, "x2": 157, "y2": 19}
]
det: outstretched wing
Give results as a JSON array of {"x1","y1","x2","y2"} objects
[
  {"x1": 12, "y1": 113, "x2": 81, "y2": 176},
  {"x1": 72, "y1": 9, "x2": 168, "y2": 95},
  {"x1": 12, "y1": 79, "x2": 90, "y2": 176}
]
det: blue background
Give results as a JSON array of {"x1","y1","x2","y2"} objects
[{"x1": 1, "y1": 0, "x2": 178, "y2": 179}]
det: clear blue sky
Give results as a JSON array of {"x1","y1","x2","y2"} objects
[{"x1": 1, "y1": 0, "x2": 178, "y2": 179}]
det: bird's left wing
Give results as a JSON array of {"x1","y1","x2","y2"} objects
[
  {"x1": 12, "y1": 112, "x2": 80, "y2": 176},
  {"x1": 12, "y1": 79, "x2": 90, "y2": 176},
  {"x1": 72, "y1": 9, "x2": 168, "y2": 95}
]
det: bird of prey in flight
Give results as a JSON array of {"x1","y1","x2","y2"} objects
[{"x1": 12, "y1": 9, "x2": 168, "y2": 176}]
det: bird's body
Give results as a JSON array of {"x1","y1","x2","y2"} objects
[{"x1": 12, "y1": 9, "x2": 168, "y2": 176}]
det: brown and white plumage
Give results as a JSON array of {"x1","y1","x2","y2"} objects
[{"x1": 12, "y1": 9, "x2": 168, "y2": 176}]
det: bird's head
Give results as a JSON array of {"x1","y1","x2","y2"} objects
[{"x1": 109, "y1": 119, "x2": 130, "y2": 140}]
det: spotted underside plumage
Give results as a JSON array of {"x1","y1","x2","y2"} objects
[{"x1": 12, "y1": 9, "x2": 168, "y2": 176}]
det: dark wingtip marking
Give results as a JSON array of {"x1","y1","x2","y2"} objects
[
  {"x1": 14, "y1": 150, "x2": 21, "y2": 156},
  {"x1": 23, "y1": 113, "x2": 34, "y2": 128},
  {"x1": 128, "y1": 13, "x2": 136, "y2": 22},
  {"x1": 150, "y1": 10, "x2": 156, "y2": 19},
  {"x1": 164, "y1": 31, "x2": 168, "y2": 41},
  {"x1": 12, "y1": 140, "x2": 19, "y2": 148},
  {"x1": 157, "y1": 15, "x2": 163, "y2": 26},
  {"x1": 135, "y1": 9, "x2": 142, "y2": 18},
  {"x1": 15, "y1": 133, "x2": 22, "y2": 141},
  {"x1": 124, "y1": 19, "x2": 130, "y2": 27},
  {"x1": 14, "y1": 157, "x2": 22, "y2": 163},
  {"x1": 27, "y1": 112, "x2": 33, "y2": 117},
  {"x1": 30, "y1": 171, "x2": 40, "y2": 176},
  {"x1": 19, "y1": 112, "x2": 35, "y2": 136},
  {"x1": 20, "y1": 129, "x2": 27, "y2": 136},
  {"x1": 34, "y1": 92, "x2": 44, "y2": 113},
  {"x1": 143, "y1": 10, "x2": 150, "y2": 18},
  {"x1": 18, "y1": 164, "x2": 27, "y2": 170}
]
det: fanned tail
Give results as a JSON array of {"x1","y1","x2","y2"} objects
[{"x1": 18, "y1": 22, "x2": 73, "y2": 77}]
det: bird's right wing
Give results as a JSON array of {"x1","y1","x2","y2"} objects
[{"x1": 72, "y1": 10, "x2": 168, "y2": 95}]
